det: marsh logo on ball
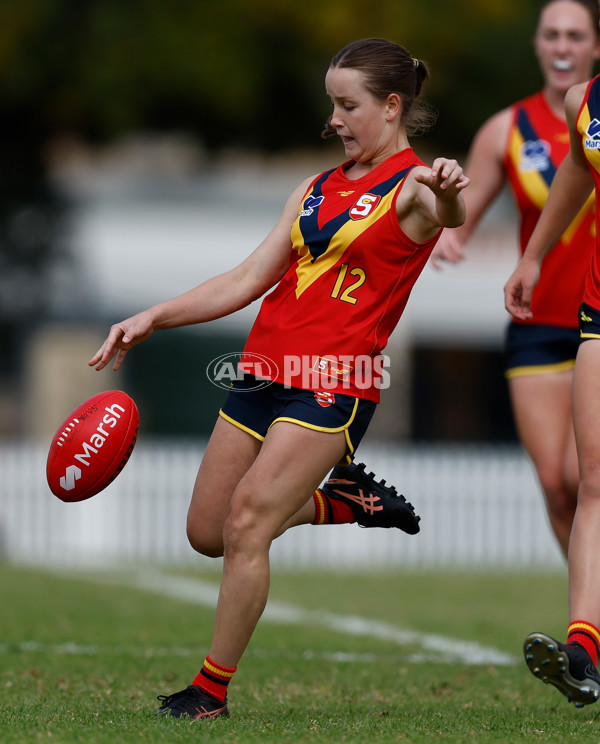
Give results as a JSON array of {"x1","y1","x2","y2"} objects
[
  {"x1": 46, "y1": 390, "x2": 139, "y2": 503},
  {"x1": 60, "y1": 465, "x2": 82, "y2": 491}
]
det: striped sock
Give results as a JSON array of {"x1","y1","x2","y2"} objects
[
  {"x1": 192, "y1": 655, "x2": 237, "y2": 702},
  {"x1": 312, "y1": 488, "x2": 354, "y2": 525},
  {"x1": 568, "y1": 621, "x2": 600, "y2": 667}
]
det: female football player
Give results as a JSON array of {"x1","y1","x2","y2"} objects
[
  {"x1": 89, "y1": 38, "x2": 469, "y2": 719},
  {"x1": 431, "y1": 0, "x2": 600, "y2": 557}
]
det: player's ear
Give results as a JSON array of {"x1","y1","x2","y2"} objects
[{"x1": 385, "y1": 93, "x2": 402, "y2": 122}]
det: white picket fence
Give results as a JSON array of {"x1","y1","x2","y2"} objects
[{"x1": 0, "y1": 439, "x2": 564, "y2": 570}]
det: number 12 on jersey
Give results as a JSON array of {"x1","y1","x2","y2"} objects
[{"x1": 330, "y1": 263, "x2": 366, "y2": 305}]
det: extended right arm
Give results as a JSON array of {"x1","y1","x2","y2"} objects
[{"x1": 89, "y1": 176, "x2": 314, "y2": 371}]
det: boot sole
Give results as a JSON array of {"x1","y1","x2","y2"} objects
[{"x1": 524, "y1": 632, "x2": 600, "y2": 707}]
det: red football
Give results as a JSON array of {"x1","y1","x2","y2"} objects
[{"x1": 46, "y1": 390, "x2": 139, "y2": 502}]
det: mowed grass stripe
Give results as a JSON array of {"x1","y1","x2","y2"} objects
[
  {"x1": 51, "y1": 568, "x2": 517, "y2": 666},
  {"x1": 0, "y1": 639, "x2": 453, "y2": 666}
]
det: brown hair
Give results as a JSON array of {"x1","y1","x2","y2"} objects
[
  {"x1": 321, "y1": 38, "x2": 437, "y2": 139},
  {"x1": 539, "y1": 0, "x2": 600, "y2": 36}
]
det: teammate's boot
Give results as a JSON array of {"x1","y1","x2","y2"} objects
[
  {"x1": 321, "y1": 461, "x2": 420, "y2": 534},
  {"x1": 156, "y1": 685, "x2": 229, "y2": 719},
  {"x1": 523, "y1": 631, "x2": 600, "y2": 707}
]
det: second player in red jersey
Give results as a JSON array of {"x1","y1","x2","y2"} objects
[
  {"x1": 504, "y1": 90, "x2": 595, "y2": 327},
  {"x1": 431, "y1": 0, "x2": 600, "y2": 557}
]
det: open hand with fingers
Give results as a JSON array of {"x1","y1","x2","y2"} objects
[
  {"x1": 411, "y1": 158, "x2": 469, "y2": 230},
  {"x1": 88, "y1": 310, "x2": 155, "y2": 371},
  {"x1": 429, "y1": 229, "x2": 465, "y2": 270},
  {"x1": 504, "y1": 255, "x2": 541, "y2": 322}
]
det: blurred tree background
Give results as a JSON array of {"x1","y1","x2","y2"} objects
[
  {"x1": 0, "y1": 0, "x2": 545, "y2": 300},
  {"x1": 0, "y1": 0, "x2": 551, "y2": 436},
  {"x1": 0, "y1": 0, "x2": 541, "y2": 154}
]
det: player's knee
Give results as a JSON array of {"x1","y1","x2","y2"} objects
[
  {"x1": 222, "y1": 494, "x2": 269, "y2": 558},
  {"x1": 186, "y1": 517, "x2": 224, "y2": 558},
  {"x1": 546, "y1": 491, "x2": 576, "y2": 523},
  {"x1": 577, "y1": 460, "x2": 600, "y2": 503},
  {"x1": 537, "y1": 462, "x2": 567, "y2": 502},
  {"x1": 564, "y1": 461, "x2": 579, "y2": 499},
  {"x1": 539, "y1": 474, "x2": 576, "y2": 518}
]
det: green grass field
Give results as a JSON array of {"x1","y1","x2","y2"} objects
[{"x1": 1, "y1": 562, "x2": 599, "y2": 743}]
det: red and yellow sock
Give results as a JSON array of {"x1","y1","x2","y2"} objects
[
  {"x1": 568, "y1": 621, "x2": 600, "y2": 666},
  {"x1": 192, "y1": 655, "x2": 237, "y2": 702},
  {"x1": 312, "y1": 488, "x2": 354, "y2": 525}
]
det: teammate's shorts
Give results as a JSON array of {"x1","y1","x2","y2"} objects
[
  {"x1": 579, "y1": 302, "x2": 600, "y2": 341},
  {"x1": 219, "y1": 375, "x2": 377, "y2": 464},
  {"x1": 504, "y1": 321, "x2": 579, "y2": 379}
]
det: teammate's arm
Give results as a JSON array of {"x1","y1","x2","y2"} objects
[{"x1": 430, "y1": 108, "x2": 510, "y2": 268}]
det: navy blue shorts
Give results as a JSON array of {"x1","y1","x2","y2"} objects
[
  {"x1": 579, "y1": 302, "x2": 600, "y2": 340},
  {"x1": 219, "y1": 376, "x2": 376, "y2": 464},
  {"x1": 504, "y1": 322, "x2": 579, "y2": 379}
]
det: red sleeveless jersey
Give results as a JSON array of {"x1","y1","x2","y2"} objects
[
  {"x1": 505, "y1": 91, "x2": 595, "y2": 327},
  {"x1": 577, "y1": 75, "x2": 600, "y2": 309},
  {"x1": 240, "y1": 149, "x2": 440, "y2": 402}
]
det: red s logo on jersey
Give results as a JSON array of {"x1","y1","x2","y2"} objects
[{"x1": 349, "y1": 193, "x2": 381, "y2": 220}]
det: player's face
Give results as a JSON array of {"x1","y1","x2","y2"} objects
[
  {"x1": 325, "y1": 67, "x2": 398, "y2": 164},
  {"x1": 535, "y1": 0, "x2": 600, "y2": 95}
]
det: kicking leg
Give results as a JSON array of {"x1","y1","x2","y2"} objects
[
  {"x1": 209, "y1": 421, "x2": 347, "y2": 667},
  {"x1": 187, "y1": 416, "x2": 419, "y2": 557}
]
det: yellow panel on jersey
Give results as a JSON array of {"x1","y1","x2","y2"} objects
[
  {"x1": 507, "y1": 127, "x2": 549, "y2": 212},
  {"x1": 507, "y1": 107, "x2": 592, "y2": 252},
  {"x1": 562, "y1": 192, "x2": 595, "y2": 244},
  {"x1": 292, "y1": 185, "x2": 401, "y2": 299}
]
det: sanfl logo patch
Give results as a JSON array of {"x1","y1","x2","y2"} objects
[{"x1": 300, "y1": 195, "x2": 324, "y2": 217}]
